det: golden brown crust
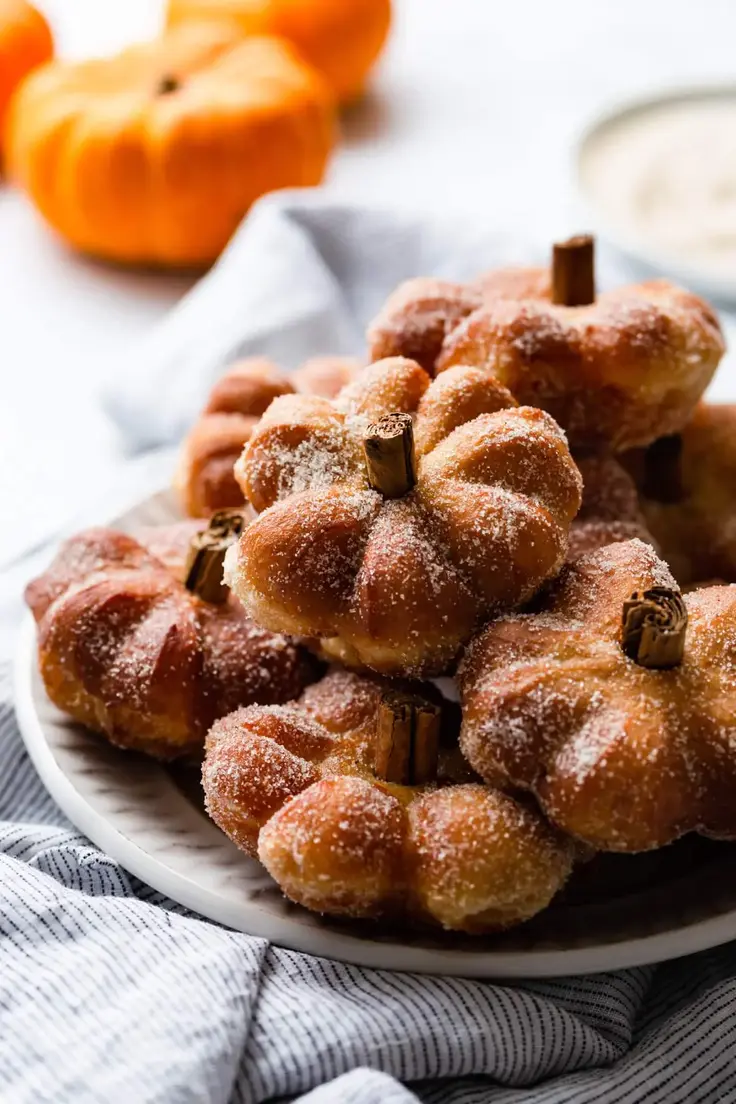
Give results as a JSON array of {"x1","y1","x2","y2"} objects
[
  {"x1": 567, "y1": 453, "x2": 658, "y2": 562},
  {"x1": 574, "y1": 454, "x2": 642, "y2": 524},
  {"x1": 365, "y1": 270, "x2": 554, "y2": 377},
  {"x1": 292, "y1": 356, "x2": 362, "y2": 398},
  {"x1": 459, "y1": 539, "x2": 736, "y2": 852},
  {"x1": 177, "y1": 356, "x2": 361, "y2": 517},
  {"x1": 227, "y1": 358, "x2": 582, "y2": 675},
  {"x1": 437, "y1": 278, "x2": 724, "y2": 451},
  {"x1": 26, "y1": 527, "x2": 318, "y2": 760},
  {"x1": 366, "y1": 278, "x2": 482, "y2": 372},
  {"x1": 566, "y1": 518, "x2": 656, "y2": 563},
  {"x1": 203, "y1": 358, "x2": 294, "y2": 416},
  {"x1": 25, "y1": 528, "x2": 157, "y2": 624},
  {"x1": 176, "y1": 413, "x2": 261, "y2": 518},
  {"x1": 202, "y1": 669, "x2": 575, "y2": 931},
  {"x1": 135, "y1": 519, "x2": 212, "y2": 579},
  {"x1": 623, "y1": 404, "x2": 736, "y2": 585},
  {"x1": 472, "y1": 266, "x2": 552, "y2": 303}
]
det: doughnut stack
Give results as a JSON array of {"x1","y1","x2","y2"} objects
[{"x1": 29, "y1": 235, "x2": 736, "y2": 937}]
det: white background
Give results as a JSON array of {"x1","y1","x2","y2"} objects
[{"x1": 3, "y1": 0, "x2": 736, "y2": 566}]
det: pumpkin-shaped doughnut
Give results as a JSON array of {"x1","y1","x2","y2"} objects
[
  {"x1": 437, "y1": 239, "x2": 724, "y2": 451},
  {"x1": 166, "y1": 0, "x2": 392, "y2": 102},
  {"x1": 25, "y1": 514, "x2": 317, "y2": 760},
  {"x1": 0, "y1": 0, "x2": 52, "y2": 163},
  {"x1": 177, "y1": 355, "x2": 360, "y2": 517},
  {"x1": 623, "y1": 404, "x2": 736, "y2": 585},
  {"x1": 227, "y1": 356, "x2": 582, "y2": 675},
  {"x1": 460, "y1": 538, "x2": 736, "y2": 852},
  {"x1": 6, "y1": 24, "x2": 335, "y2": 267},
  {"x1": 369, "y1": 239, "x2": 724, "y2": 451},
  {"x1": 203, "y1": 668, "x2": 575, "y2": 931},
  {"x1": 567, "y1": 453, "x2": 657, "y2": 563},
  {"x1": 367, "y1": 269, "x2": 550, "y2": 372}
]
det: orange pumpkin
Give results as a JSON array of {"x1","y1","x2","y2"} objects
[
  {"x1": 6, "y1": 23, "x2": 335, "y2": 267},
  {"x1": 0, "y1": 0, "x2": 52, "y2": 163},
  {"x1": 166, "y1": 0, "x2": 391, "y2": 102}
]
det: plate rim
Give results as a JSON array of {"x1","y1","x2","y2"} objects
[{"x1": 13, "y1": 489, "x2": 736, "y2": 978}]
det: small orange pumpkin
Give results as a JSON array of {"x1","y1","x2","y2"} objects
[
  {"x1": 0, "y1": 0, "x2": 52, "y2": 163},
  {"x1": 6, "y1": 23, "x2": 335, "y2": 267},
  {"x1": 166, "y1": 0, "x2": 391, "y2": 102}
]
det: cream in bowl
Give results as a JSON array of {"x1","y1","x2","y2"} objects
[{"x1": 579, "y1": 90, "x2": 736, "y2": 290}]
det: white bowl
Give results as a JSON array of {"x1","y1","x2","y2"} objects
[{"x1": 574, "y1": 85, "x2": 736, "y2": 303}]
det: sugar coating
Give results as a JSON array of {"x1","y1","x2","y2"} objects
[
  {"x1": 26, "y1": 526, "x2": 316, "y2": 760},
  {"x1": 230, "y1": 357, "x2": 582, "y2": 676},
  {"x1": 460, "y1": 539, "x2": 736, "y2": 852},
  {"x1": 366, "y1": 278, "x2": 482, "y2": 372},
  {"x1": 407, "y1": 786, "x2": 573, "y2": 930},
  {"x1": 241, "y1": 422, "x2": 357, "y2": 510},
  {"x1": 177, "y1": 356, "x2": 360, "y2": 518},
  {"x1": 435, "y1": 271, "x2": 724, "y2": 451},
  {"x1": 567, "y1": 453, "x2": 659, "y2": 562},
  {"x1": 202, "y1": 669, "x2": 575, "y2": 931}
]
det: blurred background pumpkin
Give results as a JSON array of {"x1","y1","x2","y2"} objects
[
  {"x1": 5, "y1": 22, "x2": 335, "y2": 267},
  {"x1": 0, "y1": 0, "x2": 52, "y2": 166},
  {"x1": 166, "y1": 0, "x2": 392, "y2": 102}
]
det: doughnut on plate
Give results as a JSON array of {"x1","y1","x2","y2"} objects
[{"x1": 15, "y1": 488, "x2": 736, "y2": 977}]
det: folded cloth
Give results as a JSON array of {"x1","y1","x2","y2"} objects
[
  {"x1": 102, "y1": 191, "x2": 547, "y2": 451},
  {"x1": 7, "y1": 193, "x2": 736, "y2": 1102}
]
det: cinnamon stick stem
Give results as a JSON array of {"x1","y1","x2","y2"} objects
[
  {"x1": 184, "y1": 509, "x2": 245, "y2": 604},
  {"x1": 552, "y1": 235, "x2": 595, "y2": 306},
  {"x1": 157, "y1": 74, "x2": 180, "y2": 95},
  {"x1": 621, "y1": 586, "x2": 688, "y2": 669},
  {"x1": 363, "y1": 413, "x2": 416, "y2": 498},
  {"x1": 374, "y1": 690, "x2": 440, "y2": 785}
]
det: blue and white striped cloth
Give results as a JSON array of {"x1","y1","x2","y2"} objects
[
  {"x1": 5, "y1": 196, "x2": 736, "y2": 1102},
  {"x1": 2, "y1": 647, "x2": 736, "y2": 1102}
]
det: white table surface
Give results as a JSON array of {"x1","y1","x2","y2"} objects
[{"x1": 4, "y1": 0, "x2": 736, "y2": 570}]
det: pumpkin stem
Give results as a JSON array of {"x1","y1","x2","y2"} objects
[
  {"x1": 374, "y1": 690, "x2": 441, "y2": 785},
  {"x1": 621, "y1": 586, "x2": 688, "y2": 669},
  {"x1": 157, "y1": 74, "x2": 180, "y2": 96},
  {"x1": 363, "y1": 413, "x2": 416, "y2": 498},
  {"x1": 552, "y1": 235, "x2": 595, "y2": 306},
  {"x1": 184, "y1": 510, "x2": 245, "y2": 604}
]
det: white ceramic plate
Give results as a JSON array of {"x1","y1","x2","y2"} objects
[
  {"x1": 15, "y1": 488, "x2": 736, "y2": 977},
  {"x1": 575, "y1": 85, "x2": 736, "y2": 303}
]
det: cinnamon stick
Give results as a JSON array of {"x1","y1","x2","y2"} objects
[
  {"x1": 621, "y1": 586, "x2": 688, "y2": 669},
  {"x1": 156, "y1": 74, "x2": 180, "y2": 95},
  {"x1": 552, "y1": 235, "x2": 595, "y2": 306},
  {"x1": 184, "y1": 509, "x2": 246, "y2": 604},
  {"x1": 363, "y1": 413, "x2": 416, "y2": 499},
  {"x1": 374, "y1": 690, "x2": 440, "y2": 785}
]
